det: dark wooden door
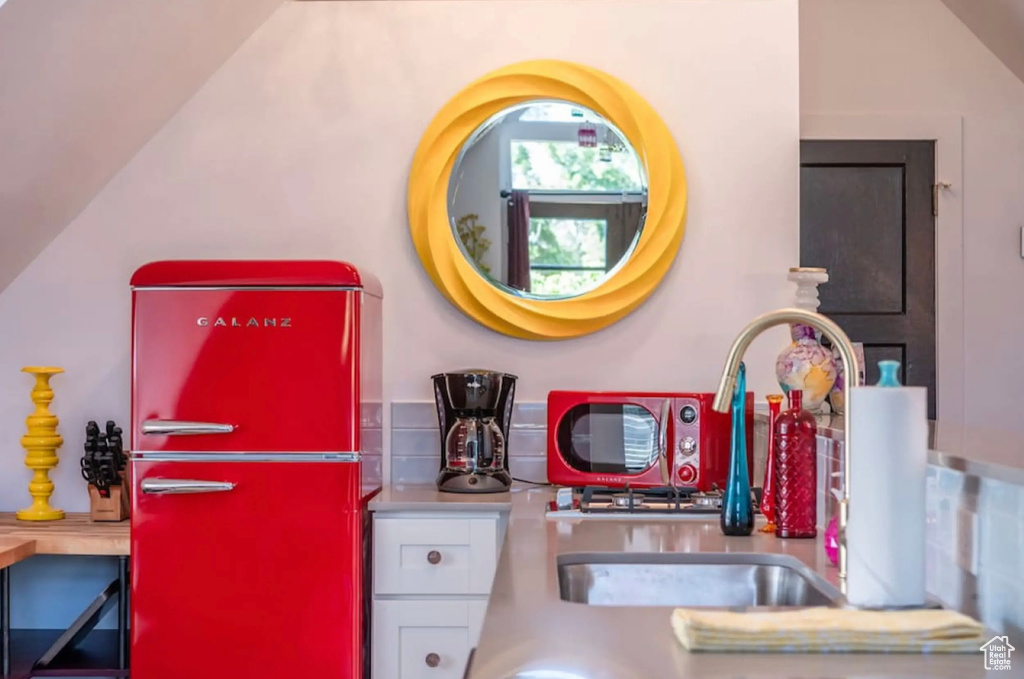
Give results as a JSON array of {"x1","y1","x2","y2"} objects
[{"x1": 800, "y1": 140, "x2": 936, "y2": 418}]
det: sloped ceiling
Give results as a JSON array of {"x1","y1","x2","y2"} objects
[
  {"x1": 941, "y1": 0, "x2": 1024, "y2": 85},
  {"x1": 0, "y1": 0, "x2": 283, "y2": 294}
]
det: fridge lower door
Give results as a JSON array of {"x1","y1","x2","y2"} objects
[{"x1": 131, "y1": 458, "x2": 364, "y2": 679}]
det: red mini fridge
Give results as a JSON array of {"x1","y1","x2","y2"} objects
[{"x1": 129, "y1": 260, "x2": 382, "y2": 679}]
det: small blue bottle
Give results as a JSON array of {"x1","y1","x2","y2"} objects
[
  {"x1": 721, "y1": 362, "x2": 754, "y2": 536},
  {"x1": 876, "y1": 360, "x2": 902, "y2": 387}
]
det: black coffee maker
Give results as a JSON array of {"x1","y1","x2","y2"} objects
[{"x1": 433, "y1": 370, "x2": 516, "y2": 493}]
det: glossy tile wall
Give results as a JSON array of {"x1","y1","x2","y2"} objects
[
  {"x1": 390, "y1": 402, "x2": 548, "y2": 485},
  {"x1": 394, "y1": 402, "x2": 1024, "y2": 636}
]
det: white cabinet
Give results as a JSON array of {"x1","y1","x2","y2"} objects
[
  {"x1": 372, "y1": 599, "x2": 487, "y2": 678},
  {"x1": 375, "y1": 517, "x2": 498, "y2": 595},
  {"x1": 372, "y1": 511, "x2": 504, "y2": 679}
]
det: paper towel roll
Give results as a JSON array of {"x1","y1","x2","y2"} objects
[{"x1": 846, "y1": 384, "x2": 928, "y2": 608}]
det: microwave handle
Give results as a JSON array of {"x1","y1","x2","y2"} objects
[{"x1": 656, "y1": 399, "x2": 672, "y2": 487}]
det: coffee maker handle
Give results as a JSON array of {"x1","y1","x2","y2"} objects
[{"x1": 656, "y1": 399, "x2": 672, "y2": 487}]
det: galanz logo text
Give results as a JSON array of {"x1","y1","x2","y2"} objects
[{"x1": 196, "y1": 317, "x2": 292, "y2": 328}]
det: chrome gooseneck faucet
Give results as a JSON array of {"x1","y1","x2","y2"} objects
[{"x1": 711, "y1": 308, "x2": 860, "y2": 581}]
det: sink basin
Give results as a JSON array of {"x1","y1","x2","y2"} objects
[{"x1": 557, "y1": 552, "x2": 843, "y2": 608}]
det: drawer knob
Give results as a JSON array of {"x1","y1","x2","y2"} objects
[
  {"x1": 427, "y1": 550, "x2": 442, "y2": 565},
  {"x1": 425, "y1": 652, "x2": 440, "y2": 668}
]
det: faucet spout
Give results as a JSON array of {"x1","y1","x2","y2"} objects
[{"x1": 712, "y1": 307, "x2": 859, "y2": 580}]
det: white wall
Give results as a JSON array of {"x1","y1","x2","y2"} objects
[
  {"x1": 0, "y1": 0, "x2": 284, "y2": 293},
  {"x1": 801, "y1": 0, "x2": 1024, "y2": 432},
  {"x1": 0, "y1": 0, "x2": 798, "y2": 624},
  {"x1": 941, "y1": 0, "x2": 1024, "y2": 86}
]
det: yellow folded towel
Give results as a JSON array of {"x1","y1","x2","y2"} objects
[{"x1": 671, "y1": 607, "x2": 986, "y2": 653}]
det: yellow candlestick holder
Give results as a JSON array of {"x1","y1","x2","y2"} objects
[{"x1": 17, "y1": 366, "x2": 65, "y2": 521}]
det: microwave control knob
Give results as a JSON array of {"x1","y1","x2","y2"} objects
[
  {"x1": 680, "y1": 405, "x2": 698, "y2": 424},
  {"x1": 678, "y1": 437, "x2": 697, "y2": 457},
  {"x1": 677, "y1": 464, "x2": 697, "y2": 484}
]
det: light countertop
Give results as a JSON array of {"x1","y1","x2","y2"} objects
[
  {"x1": 462, "y1": 486, "x2": 988, "y2": 679},
  {"x1": 369, "y1": 484, "x2": 513, "y2": 512}
]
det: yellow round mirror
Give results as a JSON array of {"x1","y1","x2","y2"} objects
[{"x1": 408, "y1": 60, "x2": 687, "y2": 339}]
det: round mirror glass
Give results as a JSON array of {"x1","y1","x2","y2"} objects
[{"x1": 447, "y1": 100, "x2": 648, "y2": 299}]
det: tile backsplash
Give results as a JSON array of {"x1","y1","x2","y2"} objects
[
  {"x1": 390, "y1": 401, "x2": 549, "y2": 486},
  {"x1": 929, "y1": 471, "x2": 1024, "y2": 638}
]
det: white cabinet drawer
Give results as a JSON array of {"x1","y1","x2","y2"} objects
[
  {"x1": 372, "y1": 599, "x2": 487, "y2": 679},
  {"x1": 374, "y1": 517, "x2": 498, "y2": 595}
]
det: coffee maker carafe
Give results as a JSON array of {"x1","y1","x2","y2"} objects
[{"x1": 433, "y1": 370, "x2": 515, "y2": 493}]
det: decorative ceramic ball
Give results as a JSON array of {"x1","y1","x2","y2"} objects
[{"x1": 775, "y1": 325, "x2": 837, "y2": 411}]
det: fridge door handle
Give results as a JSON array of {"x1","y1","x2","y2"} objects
[
  {"x1": 141, "y1": 420, "x2": 235, "y2": 436},
  {"x1": 141, "y1": 479, "x2": 236, "y2": 494}
]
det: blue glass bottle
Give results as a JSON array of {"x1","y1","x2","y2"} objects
[
  {"x1": 876, "y1": 360, "x2": 902, "y2": 387},
  {"x1": 721, "y1": 362, "x2": 754, "y2": 536}
]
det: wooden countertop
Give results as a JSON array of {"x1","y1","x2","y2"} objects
[
  {"x1": 0, "y1": 538, "x2": 35, "y2": 570},
  {"x1": 0, "y1": 514, "x2": 129, "y2": 559}
]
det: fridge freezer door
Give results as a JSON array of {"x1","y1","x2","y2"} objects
[
  {"x1": 131, "y1": 459, "x2": 365, "y2": 679},
  {"x1": 131, "y1": 288, "x2": 361, "y2": 453}
]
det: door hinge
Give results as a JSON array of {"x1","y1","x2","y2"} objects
[{"x1": 933, "y1": 182, "x2": 951, "y2": 217}]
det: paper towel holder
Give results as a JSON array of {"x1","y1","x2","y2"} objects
[{"x1": 712, "y1": 307, "x2": 859, "y2": 583}]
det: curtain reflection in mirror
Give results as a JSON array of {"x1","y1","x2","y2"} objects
[{"x1": 507, "y1": 190, "x2": 531, "y2": 292}]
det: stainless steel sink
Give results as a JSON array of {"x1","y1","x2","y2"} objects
[{"x1": 557, "y1": 552, "x2": 843, "y2": 608}]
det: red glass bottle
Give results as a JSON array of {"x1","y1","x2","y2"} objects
[
  {"x1": 774, "y1": 389, "x2": 817, "y2": 538},
  {"x1": 760, "y1": 394, "x2": 784, "y2": 533}
]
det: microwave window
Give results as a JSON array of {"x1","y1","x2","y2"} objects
[{"x1": 557, "y1": 404, "x2": 659, "y2": 474}]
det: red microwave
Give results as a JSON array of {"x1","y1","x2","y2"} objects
[{"x1": 546, "y1": 391, "x2": 754, "y2": 491}]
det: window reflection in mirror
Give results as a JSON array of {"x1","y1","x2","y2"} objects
[{"x1": 447, "y1": 101, "x2": 648, "y2": 300}]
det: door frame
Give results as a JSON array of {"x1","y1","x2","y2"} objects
[{"x1": 800, "y1": 114, "x2": 964, "y2": 422}]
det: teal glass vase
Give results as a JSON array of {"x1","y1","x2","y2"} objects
[
  {"x1": 877, "y1": 360, "x2": 902, "y2": 387},
  {"x1": 721, "y1": 362, "x2": 754, "y2": 536}
]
